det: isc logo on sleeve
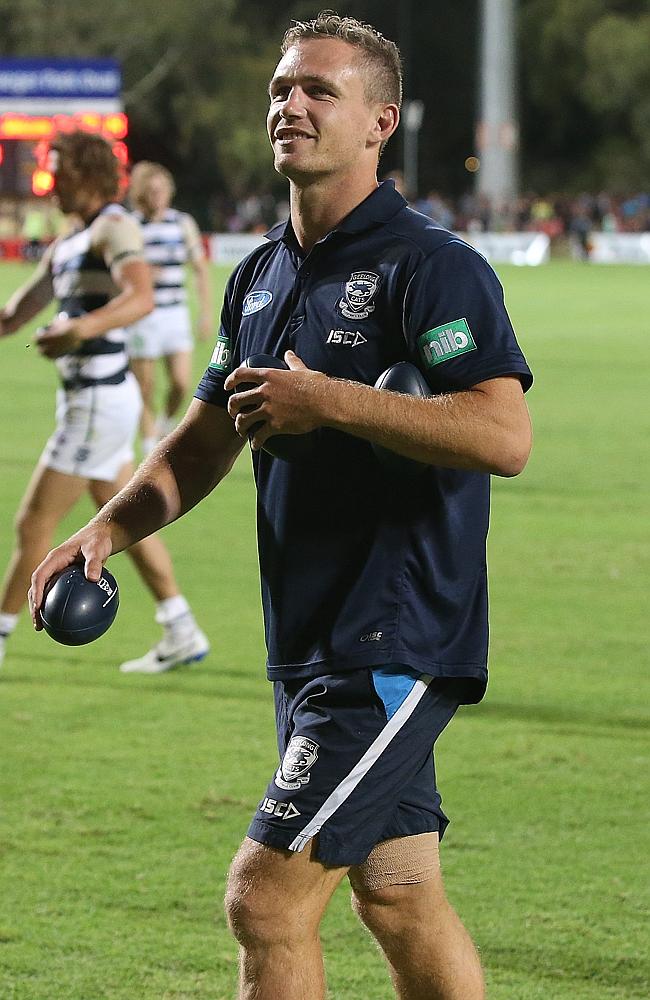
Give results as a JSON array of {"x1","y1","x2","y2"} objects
[{"x1": 418, "y1": 317, "x2": 476, "y2": 367}]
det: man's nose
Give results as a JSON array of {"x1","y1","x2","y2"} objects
[{"x1": 280, "y1": 87, "x2": 307, "y2": 117}]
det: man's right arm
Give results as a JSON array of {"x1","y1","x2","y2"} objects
[
  {"x1": 29, "y1": 400, "x2": 245, "y2": 626},
  {"x1": 0, "y1": 247, "x2": 54, "y2": 336}
]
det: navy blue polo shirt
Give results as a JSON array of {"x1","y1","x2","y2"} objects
[{"x1": 195, "y1": 182, "x2": 532, "y2": 702}]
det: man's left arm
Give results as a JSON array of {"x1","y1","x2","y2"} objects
[
  {"x1": 36, "y1": 214, "x2": 154, "y2": 358},
  {"x1": 226, "y1": 241, "x2": 533, "y2": 478},
  {"x1": 226, "y1": 357, "x2": 532, "y2": 478}
]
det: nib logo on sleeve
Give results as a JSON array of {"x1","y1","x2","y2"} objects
[{"x1": 418, "y1": 318, "x2": 477, "y2": 368}]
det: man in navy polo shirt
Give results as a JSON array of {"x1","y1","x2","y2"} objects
[{"x1": 30, "y1": 12, "x2": 532, "y2": 1000}]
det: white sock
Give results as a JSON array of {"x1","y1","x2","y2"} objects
[
  {"x1": 0, "y1": 611, "x2": 18, "y2": 637},
  {"x1": 155, "y1": 595, "x2": 191, "y2": 627}
]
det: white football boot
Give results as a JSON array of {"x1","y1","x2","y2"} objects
[{"x1": 119, "y1": 623, "x2": 209, "y2": 674}]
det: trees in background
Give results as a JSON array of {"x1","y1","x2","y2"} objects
[{"x1": 1, "y1": 0, "x2": 648, "y2": 222}]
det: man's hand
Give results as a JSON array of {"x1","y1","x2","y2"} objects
[
  {"x1": 225, "y1": 351, "x2": 328, "y2": 451},
  {"x1": 34, "y1": 315, "x2": 87, "y2": 358},
  {"x1": 28, "y1": 523, "x2": 113, "y2": 630}
]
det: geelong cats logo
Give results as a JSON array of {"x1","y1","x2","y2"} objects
[
  {"x1": 275, "y1": 736, "x2": 320, "y2": 791},
  {"x1": 338, "y1": 271, "x2": 380, "y2": 320}
]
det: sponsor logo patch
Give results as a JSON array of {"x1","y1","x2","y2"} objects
[
  {"x1": 209, "y1": 335, "x2": 230, "y2": 372},
  {"x1": 275, "y1": 736, "x2": 319, "y2": 791},
  {"x1": 338, "y1": 271, "x2": 380, "y2": 320},
  {"x1": 242, "y1": 289, "x2": 273, "y2": 317},
  {"x1": 418, "y1": 318, "x2": 476, "y2": 368},
  {"x1": 259, "y1": 797, "x2": 301, "y2": 821},
  {"x1": 326, "y1": 329, "x2": 367, "y2": 347}
]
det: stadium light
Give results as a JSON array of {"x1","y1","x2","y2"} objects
[{"x1": 32, "y1": 169, "x2": 54, "y2": 196}]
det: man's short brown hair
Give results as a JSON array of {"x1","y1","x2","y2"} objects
[
  {"x1": 51, "y1": 131, "x2": 120, "y2": 201},
  {"x1": 281, "y1": 10, "x2": 403, "y2": 109}
]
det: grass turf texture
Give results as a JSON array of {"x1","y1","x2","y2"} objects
[{"x1": 0, "y1": 260, "x2": 648, "y2": 999}]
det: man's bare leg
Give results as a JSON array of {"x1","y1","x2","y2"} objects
[
  {"x1": 0, "y1": 464, "x2": 87, "y2": 615},
  {"x1": 129, "y1": 356, "x2": 157, "y2": 450},
  {"x1": 162, "y1": 350, "x2": 191, "y2": 423},
  {"x1": 350, "y1": 835, "x2": 485, "y2": 1000},
  {"x1": 225, "y1": 837, "x2": 349, "y2": 1000}
]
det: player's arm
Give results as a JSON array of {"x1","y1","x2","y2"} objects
[
  {"x1": 226, "y1": 354, "x2": 532, "y2": 478},
  {"x1": 0, "y1": 247, "x2": 54, "y2": 336},
  {"x1": 183, "y1": 214, "x2": 212, "y2": 340},
  {"x1": 29, "y1": 401, "x2": 244, "y2": 626},
  {"x1": 35, "y1": 215, "x2": 155, "y2": 358}
]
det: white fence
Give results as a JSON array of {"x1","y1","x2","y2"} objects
[
  {"x1": 205, "y1": 230, "x2": 650, "y2": 267},
  {"x1": 460, "y1": 232, "x2": 551, "y2": 266},
  {"x1": 589, "y1": 233, "x2": 650, "y2": 264},
  {"x1": 206, "y1": 231, "x2": 551, "y2": 267}
]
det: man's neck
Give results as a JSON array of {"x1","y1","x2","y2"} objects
[
  {"x1": 289, "y1": 174, "x2": 378, "y2": 252},
  {"x1": 79, "y1": 194, "x2": 109, "y2": 225}
]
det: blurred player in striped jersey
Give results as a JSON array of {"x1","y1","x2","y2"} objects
[
  {"x1": 126, "y1": 162, "x2": 212, "y2": 455},
  {"x1": 0, "y1": 132, "x2": 208, "y2": 674}
]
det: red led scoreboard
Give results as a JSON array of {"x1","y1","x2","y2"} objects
[{"x1": 0, "y1": 58, "x2": 126, "y2": 197}]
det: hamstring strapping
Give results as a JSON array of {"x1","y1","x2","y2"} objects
[{"x1": 348, "y1": 832, "x2": 439, "y2": 891}]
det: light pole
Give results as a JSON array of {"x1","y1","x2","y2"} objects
[
  {"x1": 403, "y1": 99, "x2": 425, "y2": 200},
  {"x1": 476, "y1": 0, "x2": 519, "y2": 211}
]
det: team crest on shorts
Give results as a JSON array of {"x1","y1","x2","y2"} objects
[
  {"x1": 275, "y1": 736, "x2": 320, "y2": 791},
  {"x1": 338, "y1": 271, "x2": 380, "y2": 320}
]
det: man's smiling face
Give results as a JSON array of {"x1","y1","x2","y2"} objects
[{"x1": 267, "y1": 37, "x2": 382, "y2": 184}]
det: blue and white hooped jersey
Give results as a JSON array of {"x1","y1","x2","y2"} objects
[
  {"x1": 49, "y1": 203, "x2": 144, "y2": 387},
  {"x1": 133, "y1": 208, "x2": 203, "y2": 309}
]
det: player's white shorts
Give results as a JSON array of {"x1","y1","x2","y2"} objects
[
  {"x1": 126, "y1": 304, "x2": 193, "y2": 360},
  {"x1": 40, "y1": 373, "x2": 143, "y2": 482}
]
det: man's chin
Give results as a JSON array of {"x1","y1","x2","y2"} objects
[{"x1": 274, "y1": 154, "x2": 322, "y2": 184}]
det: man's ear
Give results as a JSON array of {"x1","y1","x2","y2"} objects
[{"x1": 371, "y1": 104, "x2": 400, "y2": 147}]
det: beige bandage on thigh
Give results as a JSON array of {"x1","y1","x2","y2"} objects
[{"x1": 348, "y1": 832, "x2": 440, "y2": 891}]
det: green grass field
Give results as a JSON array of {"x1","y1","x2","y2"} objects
[{"x1": 0, "y1": 261, "x2": 648, "y2": 999}]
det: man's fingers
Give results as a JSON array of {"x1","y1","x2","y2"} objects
[
  {"x1": 83, "y1": 554, "x2": 103, "y2": 582},
  {"x1": 225, "y1": 366, "x2": 262, "y2": 392},
  {"x1": 29, "y1": 549, "x2": 79, "y2": 628},
  {"x1": 227, "y1": 385, "x2": 263, "y2": 419},
  {"x1": 234, "y1": 408, "x2": 267, "y2": 439},
  {"x1": 284, "y1": 350, "x2": 308, "y2": 371}
]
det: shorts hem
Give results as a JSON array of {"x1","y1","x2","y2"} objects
[
  {"x1": 246, "y1": 817, "x2": 447, "y2": 869},
  {"x1": 41, "y1": 456, "x2": 131, "y2": 483},
  {"x1": 247, "y1": 819, "x2": 298, "y2": 855}
]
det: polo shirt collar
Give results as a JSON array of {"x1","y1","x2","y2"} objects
[{"x1": 265, "y1": 181, "x2": 407, "y2": 246}]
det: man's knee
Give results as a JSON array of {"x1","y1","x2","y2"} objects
[
  {"x1": 14, "y1": 504, "x2": 53, "y2": 547},
  {"x1": 225, "y1": 841, "x2": 311, "y2": 948}
]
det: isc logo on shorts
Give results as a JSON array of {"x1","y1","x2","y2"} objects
[
  {"x1": 259, "y1": 797, "x2": 301, "y2": 821},
  {"x1": 275, "y1": 735, "x2": 319, "y2": 791}
]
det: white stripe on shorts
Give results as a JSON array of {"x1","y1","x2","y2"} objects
[{"x1": 287, "y1": 673, "x2": 432, "y2": 853}]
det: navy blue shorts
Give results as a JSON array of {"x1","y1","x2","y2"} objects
[{"x1": 247, "y1": 666, "x2": 461, "y2": 867}]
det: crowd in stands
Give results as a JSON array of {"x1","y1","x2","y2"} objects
[
  {"x1": 2, "y1": 184, "x2": 649, "y2": 262},
  {"x1": 219, "y1": 183, "x2": 650, "y2": 240}
]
